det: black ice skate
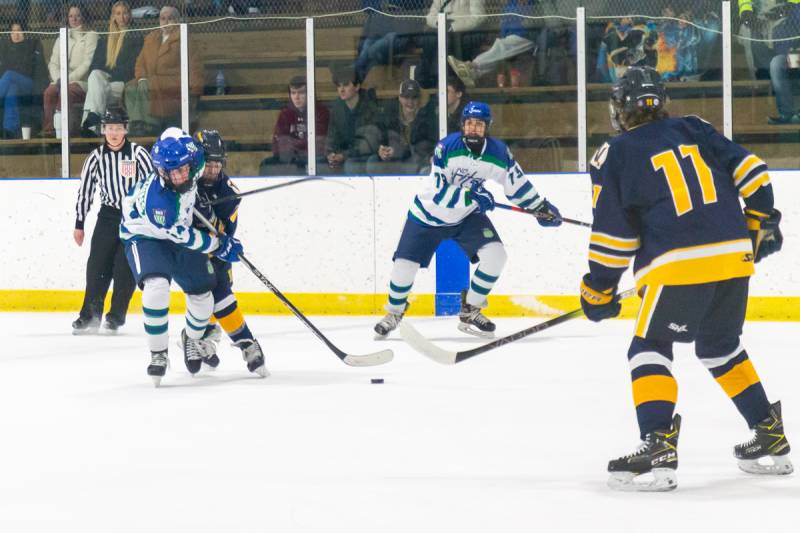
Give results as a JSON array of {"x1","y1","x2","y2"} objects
[
  {"x1": 72, "y1": 316, "x2": 100, "y2": 335},
  {"x1": 102, "y1": 316, "x2": 124, "y2": 334},
  {"x1": 735, "y1": 401, "x2": 793, "y2": 475},
  {"x1": 457, "y1": 290, "x2": 496, "y2": 338},
  {"x1": 147, "y1": 350, "x2": 169, "y2": 387},
  {"x1": 200, "y1": 324, "x2": 222, "y2": 368},
  {"x1": 607, "y1": 414, "x2": 680, "y2": 492},
  {"x1": 181, "y1": 329, "x2": 214, "y2": 375},
  {"x1": 374, "y1": 302, "x2": 409, "y2": 340},
  {"x1": 235, "y1": 339, "x2": 269, "y2": 377}
]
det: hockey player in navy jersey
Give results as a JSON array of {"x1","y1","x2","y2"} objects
[
  {"x1": 120, "y1": 128, "x2": 244, "y2": 386},
  {"x1": 579, "y1": 66, "x2": 791, "y2": 491},
  {"x1": 187, "y1": 129, "x2": 267, "y2": 377},
  {"x1": 374, "y1": 101, "x2": 562, "y2": 339}
]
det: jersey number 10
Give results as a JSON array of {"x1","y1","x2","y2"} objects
[{"x1": 651, "y1": 145, "x2": 718, "y2": 216}]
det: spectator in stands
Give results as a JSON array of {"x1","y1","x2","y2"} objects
[
  {"x1": 259, "y1": 75, "x2": 330, "y2": 176},
  {"x1": 444, "y1": 75, "x2": 469, "y2": 134},
  {"x1": 354, "y1": 0, "x2": 426, "y2": 84},
  {"x1": 0, "y1": 21, "x2": 47, "y2": 138},
  {"x1": 603, "y1": 17, "x2": 658, "y2": 81},
  {"x1": 367, "y1": 79, "x2": 438, "y2": 175},
  {"x1": 447, "y1": 0, "x2": 538, "y2": 88},
  {"x1": 767, "y1": 1, "x2": 800, "y2": 124},
  {"x1": 80, "y1": 1, "x2": 143, "y2": 137},
  {"x1": 125, "y1": 6, "x2": 200, "y2": 136},
  {"x1": 325, "y1": 65, "x2": 384, "y2": 175},
  {"x1": 41, "y1": 4, "x2": 98, "y2": 137},
  {"x1": 654, "y1": 5, "x2": 701, "y2": 82},
  {"x1": 417, "y1": 0, "x2": 488, "y2": 89}
]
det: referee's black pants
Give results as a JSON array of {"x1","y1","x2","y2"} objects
[{"x1": 78, "y1": 205, "x2": 136, "y2": 323}]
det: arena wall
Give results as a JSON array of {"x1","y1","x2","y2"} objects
[{"x1": 2, "y1": 172, "x2": 797, "y2": 319}]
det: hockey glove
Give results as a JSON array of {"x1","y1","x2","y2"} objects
[
  {"x1": 580, "y1": 274, "x2": 621, "y2": 322},
  {"x1": 470, "y1": 184, "x2": 495, "y2": 213},
  {"x1": 213, "y1": 234, "x2": 243, "y2": 263},
  {"x1": 531, "y1": 199, "x2": 562, "y2": 227},
  {"x1": 745, "y1": 208, "x2": 783, "y2": 263}
]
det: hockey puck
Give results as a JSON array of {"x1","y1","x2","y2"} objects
[{"x1": 370, "y1": 378, "x2": 384, "y2": 384}]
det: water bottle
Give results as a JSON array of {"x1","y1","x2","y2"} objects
[{"x1": 215, "y1": 69, "x2": 226, "y2": 96}]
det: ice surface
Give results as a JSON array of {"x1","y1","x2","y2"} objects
[{"x1": 1, "y1": 313, "x2": 798, "y2": 532}]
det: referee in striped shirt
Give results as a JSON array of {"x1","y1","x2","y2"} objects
[{"x1": 72, "y1": 107, "x2": 154, "y2": 334}]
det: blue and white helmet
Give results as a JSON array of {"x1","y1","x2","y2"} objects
[
  {"x1": 151, "y1": 128, "x2": 205, "y2": 192},
  {"x1": 461, "y1": 101, "x2": 492, "y2": 126}
]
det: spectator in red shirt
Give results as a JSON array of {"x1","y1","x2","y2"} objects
[{"x1": 260, "y1": 75, "x2": 330, "y2": 176}]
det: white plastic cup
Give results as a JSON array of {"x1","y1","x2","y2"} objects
[{"x1": 21, "y1": 127, "x2": 31, "y2": 140}]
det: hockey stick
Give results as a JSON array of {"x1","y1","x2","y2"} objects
[
  {"x1": 494, "y1": 203, "x2": 592, "y2": 228},
  {"x1": 399, "y1": 288, "x2": 637, "y2": 365},
  {"x1": 209, "y1": 177, "x2": 330, "y2": 206},
  {"x1": 192, "y1": 208, "x2": 393, "y2": 367}
]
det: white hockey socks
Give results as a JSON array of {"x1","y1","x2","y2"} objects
[
  {"x1": 142, "y1": 276, "x2": 170, "y2": 352},
  {"x1": 467, "y1": 242, "x2": 507, "y2": 308},
  {"x1": 185, "y1": 291, "x2": 214, "y2": 340},
  {"x1": 385, "y1": 258, "x2": 420, "y2": 314}
]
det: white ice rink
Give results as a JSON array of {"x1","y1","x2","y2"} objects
[{"x1": 2, "y1": 312, "x2": 798, "y2": 532}]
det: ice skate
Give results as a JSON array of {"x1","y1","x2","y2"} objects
[
  {"x1": 236, "y1": 339, "x2": 268, "y2": 377},
  {"x1": 735, "y1": 401, "x2": 793, "y2": 475},
  {"x1": 72, "y1": 316, "x2": 100, "y2": 335},
  {"x1": 607, "y1": 414, "x2": 680, "y2": 492},
  {"x1": 177, "y1": 324, "x2": 221, "y2": 369},
  {"x1": 147, "y1": 350, "x2": 169, "y2": 387},
  {"x1": 102, "y1": 316, "x2": 124, "y2": 335},
  {"x1": 457, "y1": 290, "x2": 496, "y2": 338},
  {"x1": 374, "y1": 303, "x2": 409, "y2": 340},
  {"x1": 181, "y1": 329, "x2": 214, "y2": 375}
]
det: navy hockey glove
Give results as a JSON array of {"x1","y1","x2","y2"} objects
[
  {"x1": 580, "y1": 274, "x2": 621, "y2": 322},
  {"x1": 532, "y1": 199, "x2": 562, "y2": 227},
  {"x1": 745, "y1": 208, "x2": 783, "y2": 263},
  {"x1": 470, "y1": 184, "x2": 495, "y2": 213},
  {"x1": 213, "y1": 234, "x2": 243, "y2": 263}
]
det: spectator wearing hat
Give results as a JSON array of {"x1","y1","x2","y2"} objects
[
  {"x1": 260, "y1": 75, "x2": 330, "y2": 176},
  {"x1": 324, "y1": 65, "x2": 384, "y2": 175},
  {"x1": 367, "y1": 79, "x2": 438, "y2": 175}
]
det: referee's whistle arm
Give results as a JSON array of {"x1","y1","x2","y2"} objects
[{"x1": 73, "y1": 229, "x2": 85, "y2": 247}]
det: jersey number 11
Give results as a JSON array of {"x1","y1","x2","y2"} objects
[{"x1": 651, "y1": 145, "x2": 718, "y2": 217}]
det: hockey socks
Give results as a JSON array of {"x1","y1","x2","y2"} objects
[
  {"x1": 385, "y1": 259, "x2": 419, "y2": 314},
  {"x1": 142, "y1": 276, "x2": 171, "y2": 352},
  {"x1": 696, "y1": 336, "x2": 770, "y2": 428},
  {"x1": 185, "y1": 292, "x2": 213, "y2": 341},
  {"x1": 627, "y1": 337, "x2": 679, "y2": 439},
  {"x1": 466, "y1": 242, "x2": 506, "y2": 308},
  {"x1": 213, "y1": 295, "x2": 255, "y2": 345}
]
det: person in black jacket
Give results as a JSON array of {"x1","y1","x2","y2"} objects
[
  {"x1": 0, "y1": 20, "x2": 47, "y2": 138},
  {"x1": 80, "y1": 1, "x2": 143, "y2": 137}
]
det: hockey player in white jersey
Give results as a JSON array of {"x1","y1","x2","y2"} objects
[
  {"x1": 374, "y1": 102, "x2": 562, "y2": 338},
  {"x1": 120, "y1": 128, "x2": 244, "y2": 386}
]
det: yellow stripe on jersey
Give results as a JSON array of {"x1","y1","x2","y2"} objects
[
  {"x1": 632, "y1": 374, "x2": 678, "y2": 406},
  {"x1": 733, "y1": 155, "x2": 765, "y2": 186},
  {"x1": 634, "y1": 239, "x2": 754, "y2": 290},
  {"x1": 229, "y1": 209, "x2": 239, "y2": 223},
  {"x1": 635, "y1": 285, "x2": 662, "y2": 338},
  {"x1": 739, "y1": 171, "x2": 771, "y2": 198},
  {"x1": 590, "y1": 232, "x2": 640, "y2": 252},
  {"x1": 588, "y1": 250, "x2": 633, "y2": 268},
  {"x1": 715, "y1": 359, "x2": 761, "y2": 398}
]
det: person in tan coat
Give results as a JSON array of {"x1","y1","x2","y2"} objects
[
  {"x1": 42, "y1": 4, "x2": 98, "y2": 136},
  {"x1": 124, "y1": 6, "x2": 201, "y2": 135}
]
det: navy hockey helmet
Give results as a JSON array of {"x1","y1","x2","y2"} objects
[
  {"x1": 194, "y1": 129, "x2": 225, "y2": 162},
  {"x1": 101, "y1": 106, "x2": 129, "y2": 125},
  {"x1": 609, "y1": 66, "x2": 667, "y2": 131}
]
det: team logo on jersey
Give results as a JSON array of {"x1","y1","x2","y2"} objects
[
  {"x1": 435, "y1": 143, "x2": 443, "y2": 159},
  {"x1": 483, "y1": 228, "x2": 495, "y2": 238},
  {"x1": 153, "y1": 208, "x2": 167, "y2": 226},
  {"x1": 120, "y1": 159, "x2": 136, "y2": 179}
]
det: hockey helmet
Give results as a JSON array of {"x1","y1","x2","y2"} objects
[
  {"x1": 461, "y1": 101, "x2": 492, "y2": 126},
  {"x1": 151, "y1": 132, "x2": 205, "y2": 193},
  {"x1": 609, "y1": 66, "x2": 667, "y2": 131},
  {"x1": 193, "y1": 129, "x2": 226, "y2": 162},
  {"x1": 101, "y1": 106, "x2": 129, "y2": 125}
]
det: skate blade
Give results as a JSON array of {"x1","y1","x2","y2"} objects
[
  {"x1": 608, "y1": 468, "x2": 678, "y2": 492},
  {"x1": 150, "y1": 375, "x2": 163, "y2": 387},
  {"x1": 373, "y1": 332, "x2": 389, "y2": 341},
  {"x1": 738, "y1": 455, "x2": 794, "y2": 475},
  {"x1": 457, "y1": 322, "x2": 495, "y2": 339},
  {"x1": 72, "y1": 328, "x2": 100, "y2": 336},
  {"x1": 252, "y1": 365, "x2": 270, "y2": 378}
]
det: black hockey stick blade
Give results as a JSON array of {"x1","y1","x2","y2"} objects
[
  {"x1": 494, "y1": 203, "x2": 592, "y2": 228},
  {"x1": 400, "y1": 288, "x2": 636, "y2": 365}
]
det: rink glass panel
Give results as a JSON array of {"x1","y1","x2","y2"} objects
[{"x1": 189, "y1": 17, "x2": 306, "y2": 177}]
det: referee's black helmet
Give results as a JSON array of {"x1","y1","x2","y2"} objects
[{"x1": 101, "y1": 107, "x2": 129, "y2": 125}]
